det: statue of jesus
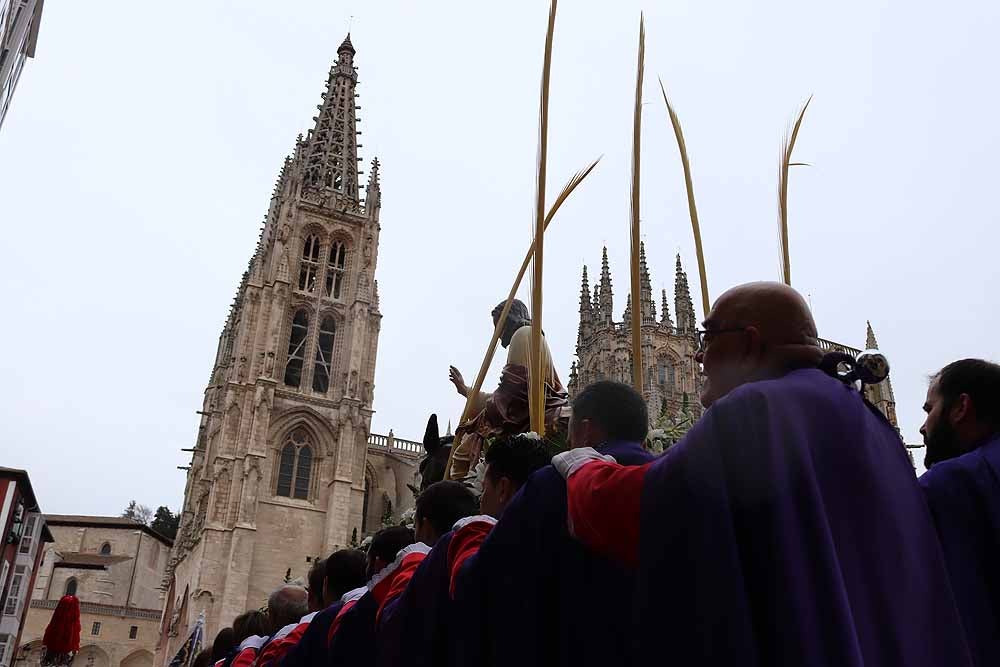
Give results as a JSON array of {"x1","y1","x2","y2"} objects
[{"x1": 448, "y1": 298, "x2": 570, "y2": 479}]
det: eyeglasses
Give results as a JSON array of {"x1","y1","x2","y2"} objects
[{"x1": 695, "y1": 327, "x2": 747, "y2": 353}]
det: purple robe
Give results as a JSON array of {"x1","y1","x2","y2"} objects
[
  {"x1": 277, "y1": 602, "x2": 340, "y2": 667},
  {"x1": 326, "y1": 592, "x2": 376, "y2": 667},
  {"x1": 468, "y1": 440, "x2": 654, "y2": 667},
  {"x1": 375, "y1": 532, "x2": 455, "y2": 667},
  {"x1": 635, "y1": 369, "x2": 970, "y2": 665},
  {"x1": 920, "y1": 434, "x2": 1000, "y2": 666}
]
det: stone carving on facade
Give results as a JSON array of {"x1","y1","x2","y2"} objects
[
  {"x1": 237, "y1": 356, "x2": 248, "y2": 383},
  {"x1": 363, "y1": 236, "x2": 373, "y2": 266},
  {"x1": 239, "y1": 458, "x2": 262, "y2": 525},
  {"x1": 212, "y1": 466, "x2": 231, "y2": 523},
  {"x1": 349, "y1": 370, "x2": 358, "y2": 397}
]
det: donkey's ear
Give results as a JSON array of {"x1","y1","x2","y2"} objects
[{"x1": 422, "y1": 414, "x2": 440, "y2": 452}]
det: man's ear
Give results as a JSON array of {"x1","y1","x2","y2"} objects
[
  {"x1": 744, "y1": 325, "x2": 762, "y2": 358},
  {"x1": 951, "y1": 393, "x2": 972, "y2": 425},
  {"x1": 497, "y1": 476, "x2": 514, "y2": 504}
]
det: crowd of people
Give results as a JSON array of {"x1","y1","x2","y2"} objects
[{"x1": 190, "y1": 281, "x2": 999, "y2": 666}]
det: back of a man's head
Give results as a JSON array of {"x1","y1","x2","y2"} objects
[
  {"x1": 935, "y1": 359, "x2": 1000, "y2": 431},
  {"x1": 211, "y1": 627, "x2": 235, "y2": 662},
  {"x1": 571, "y1": 381, "x2": 649, "y2": 445},
  {"x1": 324, "y1": 549, "x2": 367, "y2": 602},
  {"x1": 232, "y1": 610, "x2": 270, "y2": 643},
  {"x1": 368, "y1": 525, "x2": 415, "y2": 578},
  {"x1": 306, "y1": 558, "x2": 327, "y2": 611},
  {"x1": 414, "y1": 481, "x2": 478, "y2": 545},
  {"x1": 267, "y1": 585, "x2": 308, "y2": 630},
  {"x1": 485, "y1": 435, "x2": 552, "y2": 487}
]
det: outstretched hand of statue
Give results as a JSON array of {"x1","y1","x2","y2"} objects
[{"x1": 449, "y1": 366, "x2": 469, "y2": 398}]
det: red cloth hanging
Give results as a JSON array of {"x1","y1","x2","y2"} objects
[{"x1": 42, "y1": 595, "x2": 81, "y2": 654}]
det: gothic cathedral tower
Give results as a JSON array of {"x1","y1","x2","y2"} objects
[{"x1": 159, "y1": 35, "x2": 383, "y2": 653}]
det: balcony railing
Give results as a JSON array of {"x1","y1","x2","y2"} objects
[
  {"x1": 30, "y1": 598, "x2": 161, "y2": 620},
  {"x1": 368, "y1": 432, "x2": 422, "y2": 457}
]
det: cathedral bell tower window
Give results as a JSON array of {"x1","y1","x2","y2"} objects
[
  {"x1": 312, "y1": 315, "x2": 336, "y2": 393},
  {"x1": 326, "y1": 242, "x2": 347, "y2": 299},
  {"x1": 284, "y1": 310, "x2": 311, "y2": 388},
  {"x1": 298, "y1": 236, "x2": 321, "y2": 292},
  {"x1": 275, "y1": 429, "x2": 313, "y2": 500}
]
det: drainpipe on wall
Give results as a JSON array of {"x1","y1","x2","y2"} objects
[{"x1": 123, "y1": 530, "x2": 142, "y2": 617}]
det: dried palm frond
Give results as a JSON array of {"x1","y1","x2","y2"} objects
[
  {"x1": 444, "y1": 156, "x2": 601, "y2": 479},
  {"x1": 778, "y1": 95, "x2": 812, "y2": 286},
  {"x1": 658, "y1": 77, "x2": 710, "y2": 318},
  {"x1": 628, "y1": 14, "x2": 645, "y2": 392},
  {"x1": 529, "y1": 0, "x2": 558, "y2": 436}
]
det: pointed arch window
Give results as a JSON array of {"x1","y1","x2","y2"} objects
[
  {"x1": 276, "y1": 429, "x2": 314, "y2": 501},
  {"x1": 325, "y1": 242, "x2": 347, "y2": 300},
  {"x1": 312, "y1": 316, "x2": 336, "y2": 393},
  {"x1": 276, "y1": 444, "x2": 295, "y2": 497},
  {"x1": 99, "y1": 543, "x2": 111, "y2": 556},
  {"x1": 64, "y1": 577, "x2": 78, "y2": 597},
  {"x1": 284, "y1": 310, "x2": 310, "y2": 388},
  {"x1": 298, "y1": 235, "x2": 321, "y2": 292}
]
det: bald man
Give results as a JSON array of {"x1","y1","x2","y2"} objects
[{"x1": 552, "y1": 282, "x2": 972, "y2": 666}]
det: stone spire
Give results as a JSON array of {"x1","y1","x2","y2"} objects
[
  {"x1": 661, "y1": 288, "x2": 673, "y2": 327},
  {"x1": 866, "y1": 320, "x2": 879, "y2": 350},
  {"x1": 639, "y1": 242, "x2": 654, "y2": 323},
  {"x1": 623, "y1": 293, "x2": 633, "y2": 325},
  {"x1": 365, "y1": 156, "x2": 381, "y2": 219},
  {"x1": 674, "y1": 254, "x2": 696, "y2": 333},
  {"x1": 300, "y1": 34, "x2": 362, "y2": 203},
  {"x1": 598, "y1": 246, "x2": 614, "y2": 324},
  {"x1": 578, "y1": 265, "x2": 593, "y2": 344},
  {"x1": 592, "y1": 284, "x2": 600, "y2": 313}
]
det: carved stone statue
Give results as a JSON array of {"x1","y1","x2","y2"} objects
[{"x1": 448, "y1": 299, "x2": 570, "y2": 479}]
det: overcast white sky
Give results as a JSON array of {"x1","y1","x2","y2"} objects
[{"x1": 2, "y1": 0, "x2": 997, "y2": 514}]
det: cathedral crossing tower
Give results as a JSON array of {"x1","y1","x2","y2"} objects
[{"x1": 158, "y1": 35, "x2": 389, "y2": 657}]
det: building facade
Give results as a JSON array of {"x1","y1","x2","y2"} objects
[
  {"x1": 568, "y1": 246, "x2": 704, "y2": 424},
  {"x1": 156, "y1": 35, "x2": 416, "y2": 660},
  {"x1": 569, "y1": 246, "x2": 898, "y2": 429},
  {"x1": 18, "y1": 516, "x2": 172, "y2": 667},
  {"x1": 0, "y1": 468, "x2": 51, "y2": 667},
  {"x1": 0, "y1": 0, "x2": 44, "y2": 129}
]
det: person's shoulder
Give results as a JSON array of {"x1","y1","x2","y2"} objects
[
  {"x1": 920, "y1": 448, "x2": 988, "y2": 490},
  {"x1": 510, "y1": 325, "x2": 532, "y2": 344}
]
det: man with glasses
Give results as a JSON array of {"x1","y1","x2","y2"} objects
[{"x1": 552, "y1": 281, "x2": 971, "y2": 667}]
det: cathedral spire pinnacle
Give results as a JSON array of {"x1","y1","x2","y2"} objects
[
  {"x1": 300, "y1": 33, "x2": 362, "y2": 204},
  {"x1": 674, "y1": 254, "x2": 696, "y2": 333},
  {"x1": 866, "y1": 320, "x2": 879, "y2": 350},
  {"x1": 577, "y1": 265, "x2": 593, "y2": 345},
  {"x1": 639, "y1": 241, "x2": 654, "y2": 322},
  {"x1": 661, "y1": 288, "x2": 673, "y2": 327},
  {"x1": 599, "y1": 246, "x2": 613, "y2": 324},
  {"x1": 579, "y1": 265, "x2": 592, "y2": 314},
  {"x1": 366, "y1": 156, "x2": 381, "y2": 217}
]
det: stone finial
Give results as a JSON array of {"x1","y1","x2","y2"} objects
[
  {"x1": 674, "y1": 254, "x2": 696, "y2": 333},
  {"x1": 865, "y1": 320, "x2": 879, "y2": 350}
]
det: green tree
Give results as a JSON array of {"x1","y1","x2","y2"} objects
[{"x1": 151, "y1": 506, "x2": 180, "y2": 540}]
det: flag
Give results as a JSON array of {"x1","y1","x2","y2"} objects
[{"x1": 167, "y1": 611, "x2": 204, "y2": 667}]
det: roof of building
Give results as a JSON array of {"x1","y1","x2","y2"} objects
[
  {"x1": 0, "y1": 466, "x2": 55, "y2": 542},
  {"x1": 45, "y1": 514, "x2": 174, "y2": 546}
]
